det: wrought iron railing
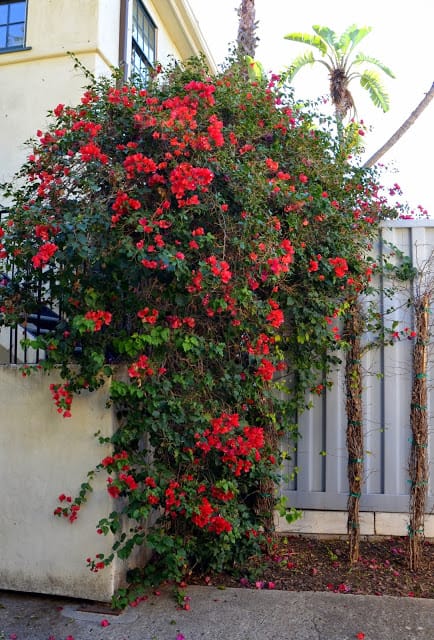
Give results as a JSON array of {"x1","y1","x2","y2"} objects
[{"x1": 0, "y1": 208, "x2": 60, "y2": 364}]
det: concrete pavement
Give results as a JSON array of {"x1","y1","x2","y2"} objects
[{"x1": 0, "y1": 585, "x2": 433, "y2": 640}]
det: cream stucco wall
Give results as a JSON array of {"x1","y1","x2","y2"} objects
[
  {"x1": 0, "y1": 0, "x2": 120, "y2": 186},
  {"x1": 147, "y1": 0, "x2": 215, "y2": 66},
  {"x1": 0, "y1": 0, "x2": 214, "y2": 189},
  {"x1": 0, "y1": 366, "x2": 143, "y2": 600}
]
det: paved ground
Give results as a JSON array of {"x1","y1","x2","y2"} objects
[{"x1": 0, "y1": 586, "x2": 433, "y2": 640}]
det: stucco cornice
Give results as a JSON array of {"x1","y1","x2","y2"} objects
[{"x1": 152, "y1": 0, "x2": 216, "y2": 73}]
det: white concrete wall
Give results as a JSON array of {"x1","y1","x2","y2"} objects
[{"x1": 0, "y1": 366, "x2": 142, "y2": 601}]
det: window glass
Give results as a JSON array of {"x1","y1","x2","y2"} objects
[
  {"x1": 7, "y1": 21, "x2": 23, "y2": 47},
  {"x1": 0, "y1": 1, "x2": 26, "y2": 50},
  {"x1": 9, "y1": 1, "x2": 25, "y2": 22},
  {"x1": 131, "y1": 1, "x2": 156, "y2": 80}
]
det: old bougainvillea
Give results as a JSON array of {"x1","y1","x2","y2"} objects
[{"x1": 0, "y1": 57, "x2": 387, "y2": 602}]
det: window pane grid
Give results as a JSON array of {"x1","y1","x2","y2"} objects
[
  {"x1": 131, "y1": 0, "x2": 155, "y2": 81},
  {"x1": 0, "y1": 1, "x2": 26, "y2": 50}
]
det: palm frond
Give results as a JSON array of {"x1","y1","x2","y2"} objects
[
  {"x1": 285, "y1": 51, "x2": 319, "y2": 80},
  {"x1": 311, "y1": 25, "x2": 338, "y2": 52},
  {"x1": 284, "y1": 32, "x2": 327, "y2": 56},
  {"x1": 341, "y1": 26, "x2": 373, "y2": 70},
  {"x1": 347, "y1": 25, "x2": 372, "y2": 50},
  {"x1": 353, "y1": 53, "x2": 395, "y2": 78},
  {"x1": 337, "y1": 24, "x2": 368, "y2": 55},
  {"x1": 337, "y1": 31, "x2": 351, "y2": 55},
  {"x1": 359, "y1": 70, "x2": 390, "y2": 111}
]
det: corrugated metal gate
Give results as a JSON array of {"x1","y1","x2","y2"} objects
[{"x1": 281, "y1": 221, "x2": 434, "y2": 513}]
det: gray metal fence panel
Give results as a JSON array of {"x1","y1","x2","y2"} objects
[{"x1": 282, "y1": 221, "x2": 434, "y2": 513}]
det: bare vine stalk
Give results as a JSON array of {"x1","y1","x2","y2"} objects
[
  {"x1": 344, "y1": 299, "x2": 364, "y2": 564},
  {"x1": 408, "y1": 293, "x2": 430, "y2": 570}
]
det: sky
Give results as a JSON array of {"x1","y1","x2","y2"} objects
[{"x1": 188, "y1": 0, "x2": 434, "y2": 216}]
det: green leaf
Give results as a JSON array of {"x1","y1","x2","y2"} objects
[
  {"x1": 285, "y1": 507, "x2": 303, "y2": 524},
  {"x1": 311, "y1": 25, "x2": 338, "y2": 52},
  {"x1": 345, "y1": 25, "x2": 372, "y2": 52},
  {"x1": 359, "y1": 70, "x2": 391, "y2": 111},
  {"x1": 353, "y1": 52, "x2": 395, "y2": 78},
  {"x1": 284, "y1": 31, "x2": 327, "y2": 56},
  {"x1": 244, "y1": 55, "x2": 265, "y2": 82},
  {"x1": 285, "y1": 51, "x2": 318, "y2": 80}
]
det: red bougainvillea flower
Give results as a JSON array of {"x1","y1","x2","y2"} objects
[
  {"x1": 84, "y1": 310, "x2": 112, "y2": 331},
  {"x1": 79, "y1": 141, "x2": 108, "y2": 164},
  {"x1": 191, "y1": 497, "x2": 214, "y2": 528},
  {"x1": 329, "y1": 257, "x2": 349, "y2": 278},
  {"x1": 255, "y1": 358, "x2": 275, "y2": 382},
  {"x1": 128, "y1": 354, "x2": 154, "y2": 378},
  {"x1": 184, "y1": 79, "x2": 216, "y2": 104},
  {"x1": 137, "y1": 307, "x2": 159, "y2": 324},
  {"x1": 107, "y1": 477, "x2": 121, "y2": 498},
  {"x1": 49, "y1": 382, "x2": 73, "y2": 417},
  {"x1": 266, "y1": 157, "x2": 279, "y2": 172},
  {"x1": 31, "y1": 242, "x2": 58, "y2": 268},
  {"x1": 266, "y1": 306, "x2": 284, "y2": 328},
  {"x1": 208, "y1": 515, "x2": 232, "y2": 534},
  {"x1": 308, "y1": 259, "x2": 319, "y2": 273},
  {"x1": 119, "y1": 472, "x2": 138, "y2": 491},
  {"x1": 211, "y1": 486, "x2": 235, "y2": 502}
]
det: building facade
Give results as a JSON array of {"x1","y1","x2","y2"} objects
[{"x1": 0, "y1": 0, "x2": 215, "y2": 186}]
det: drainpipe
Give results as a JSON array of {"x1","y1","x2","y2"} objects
[{"x1": 118, "y1": 0, "x2": 129, "y2": 82}]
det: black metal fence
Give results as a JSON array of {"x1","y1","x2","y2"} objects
[{"x1": 0, "y1": 208, "x2": 60, "y2": 364}]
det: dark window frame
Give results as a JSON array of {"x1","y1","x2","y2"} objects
[
  {"x1": 131, "y1": 0, "x2": 157, "y2": 81},
  {"x1": 0, "y1": 0, "x2": 29, "y2": 53}
]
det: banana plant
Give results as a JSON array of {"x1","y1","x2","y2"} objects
[{"x1": 284, "y1": 24, "x2": 395, "y2": 119}]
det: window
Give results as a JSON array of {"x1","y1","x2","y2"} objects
[
  {"x1": 131, "y1": 0, "x2": 156, "y2": 80},
  {"x1": 0, "y1": 0, "x2": 27, "y2": 51}
]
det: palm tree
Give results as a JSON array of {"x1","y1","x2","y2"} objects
[
  {"x1": 284, "y1": 24, "x2": 394, "y2": 120},
  {"x1": 285, "y1": 26, "x2": 433, "y2": 167}
]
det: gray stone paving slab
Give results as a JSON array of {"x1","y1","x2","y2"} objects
[{"x1": 0, "y1": 586, "x2": 433, "y2": 640}]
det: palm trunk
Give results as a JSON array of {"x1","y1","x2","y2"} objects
[
  {"x1": 236, "y1": 0, "x2": 258, "y2": 58},
  {"x1": 335, "y1": 110, "x2": 345, "y2": 151},
  {"x1": 364, "y1": 82, "x2": 434, "y2": 168}
]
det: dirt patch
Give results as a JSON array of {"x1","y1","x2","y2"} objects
[{"x1": 191, "y1": 536, "x2": 434, "y2": 599}]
